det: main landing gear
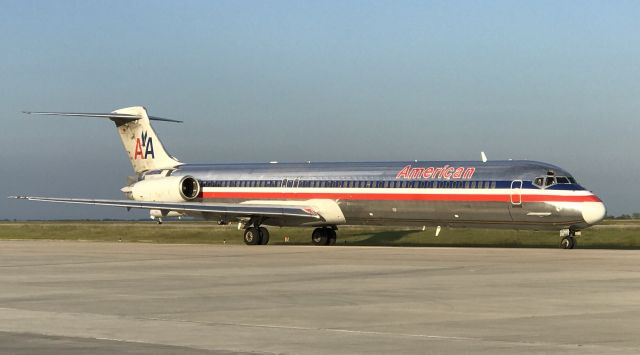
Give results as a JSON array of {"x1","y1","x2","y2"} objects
[
  {"x1": 243, "y1": 227, "x2": 270, "y2": 245},
  {"x1": 559, "y1": 230, "x2": 578, "y2": 249},
  {"x1": 311, "y1": 227, "x2": 337, "y2": 246},
  {"x1": 242, "y1": 225, "x2": 337, "y2": 246}
]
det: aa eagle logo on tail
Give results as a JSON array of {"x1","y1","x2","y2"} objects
[{"x1": 134, "y1": 131, "x2": 155, "y2": 159}]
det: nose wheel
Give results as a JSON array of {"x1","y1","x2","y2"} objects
[{"x1": 560, "y1": 235, "x2": 576, "y2": 249}]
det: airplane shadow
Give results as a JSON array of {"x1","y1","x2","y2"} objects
[{"x1": 348, "y1": 229, "x2": 422, "y2": 246}]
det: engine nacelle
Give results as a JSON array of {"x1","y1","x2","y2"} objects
[{"x1": 124, "y1": 176, "x2": 201, "y2": 202}]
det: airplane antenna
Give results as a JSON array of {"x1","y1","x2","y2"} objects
[{"x1": 481, "y1": 151, "x2": 487, "y2": 163}]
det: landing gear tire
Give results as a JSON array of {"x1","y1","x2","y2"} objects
[
  {"x1": 312, "y1": 228, "x2": 329, "y2": 246},
  {"x1": 327, "y1": 229, "x2": 337, "y2": 245},
  {"x1": 258, "y1": 227, "x2": 270, "y2": 245},
  {"x1": 560, "y1": 236, "x2": 576, "y2": 249},
  {"x1": 244, "y1": 227, "x2": 261, "y2": 245},
  {"x1": 311, "y1": 228, "x2": 336, "y2": 246}
]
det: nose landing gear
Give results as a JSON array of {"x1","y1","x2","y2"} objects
[
  {"x1": 559, "y1": 229, "x2": 578, "y2": 249},
  {"x1": 560, "y1": 236, "x2": 575, "y2": 249}
]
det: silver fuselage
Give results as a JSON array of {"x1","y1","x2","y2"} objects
[{"x1": 156, "y1": 160, "x2": 605, "y2": 231}]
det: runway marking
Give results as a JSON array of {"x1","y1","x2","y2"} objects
[{"x1": 140, "y1": 316, "x2": 621, "y2": 351}]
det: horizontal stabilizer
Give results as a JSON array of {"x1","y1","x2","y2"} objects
[{"x1": 23, "y1": 111, "x2": 182, "y2": 123}]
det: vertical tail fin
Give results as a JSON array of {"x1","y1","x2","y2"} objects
[
  {"x1": 111, "y1": 106, "x2": 181, "y2": 173},
  {"x1": 23, "y1": 106, "x2": 182, "y2": 174}
]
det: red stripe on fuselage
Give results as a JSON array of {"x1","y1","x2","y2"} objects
[{"x1": 201, "y1": 191, "x2": 601, "y2": 203}]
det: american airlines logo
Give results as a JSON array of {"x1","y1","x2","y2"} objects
[
  {"x1": 396, "y1": 165, "x2": 476, "y2": 180},
  {"x1": 133, "y1": 131, "x2": 155, "y2": 160}
]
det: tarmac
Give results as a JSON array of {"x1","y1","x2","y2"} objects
[{"x1": 1, "y1": 240, "x2": 639, "y2": 354}]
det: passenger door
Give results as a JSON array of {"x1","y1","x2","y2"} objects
[
  {"x1": 510, "y1": 180, "x2": 522, "y2": 206},
  {"x1": 507, "y1": 179, "x2": 524, "y2": 222}
]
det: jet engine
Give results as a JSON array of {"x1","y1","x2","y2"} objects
[{"x1": 123, "y1": 176, "x2": 201, "y2": 202}]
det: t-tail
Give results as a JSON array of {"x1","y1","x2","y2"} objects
[{"x1": 24, "y1": 106, "x2": 182, "y2": 174}]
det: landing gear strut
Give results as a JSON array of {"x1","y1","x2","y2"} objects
[
  {"x1": 560, "y1": 230, "x2": 577, "y2": 249},
  {"x1": 311, "y1": 227, "x2": 337, "y2": 246}
]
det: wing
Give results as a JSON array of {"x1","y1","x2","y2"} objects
[{"x1": 9, "y1": 196, "x2": 321, "y2": 221}]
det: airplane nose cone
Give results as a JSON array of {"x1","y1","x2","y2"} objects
[{"x1": 582, "y1": 201, "x2": 606, "y2": 225}]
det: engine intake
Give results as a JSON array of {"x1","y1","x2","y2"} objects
[{"x1": 180, "y1": 176, "x2": 200, "y2": 200}]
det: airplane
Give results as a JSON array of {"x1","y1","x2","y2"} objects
[{"x1": 11, "y1": 106, "x2": 606, "y2": 249}]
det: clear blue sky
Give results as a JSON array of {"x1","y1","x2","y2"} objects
[{"x1": 1, "y1": 0, "x2": 638, "y2": 219}]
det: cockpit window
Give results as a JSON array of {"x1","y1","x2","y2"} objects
[
  {"x1": 545, "y1": 177, "x2": 556, "y2": 187},
  {"x1": 533, "y1": 177, "x2": 544, "y2": 187},
  {"x1": 533, "y1": 175, "x2": 576, "y2": 188}
]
